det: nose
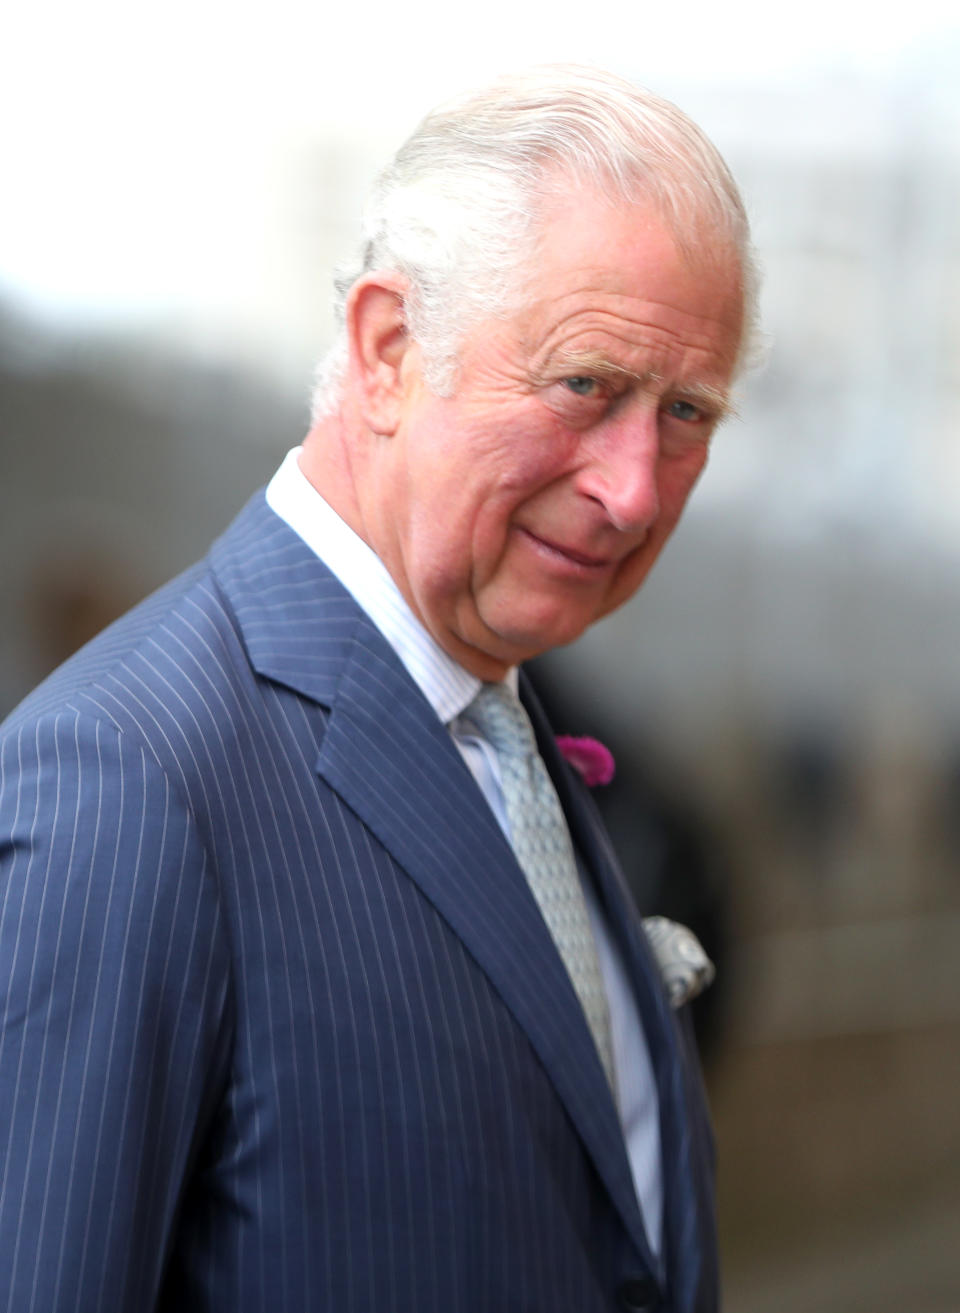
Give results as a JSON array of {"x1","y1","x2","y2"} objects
[{"x1": 578, "y1": 414, "x2": 661, "y2": 535}]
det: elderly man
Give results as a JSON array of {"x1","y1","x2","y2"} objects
[{"x1": 0, "y1": 67, "x2": 751, "y2": 1312}]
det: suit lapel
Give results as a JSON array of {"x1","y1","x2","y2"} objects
[
  {"x1": 530, "y1": 681, "x2": 714, "y2": 1308},
  {"x1": 316, "y1": 628, "x2": 653, "y2": 1262},
  {"x1": 210, "y1": 495, "x2": 650, "y2": 1258}
]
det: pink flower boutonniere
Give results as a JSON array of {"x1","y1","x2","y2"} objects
[
  {"x1": 556, "y1": 734, "x2": 716, "y2": 1006},
  {"x1": 556, "y1": 736, "x2": 615, "y2": 788}
]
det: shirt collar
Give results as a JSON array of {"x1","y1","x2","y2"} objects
[{"x1": 265, "y1": 448, "x2": 515, "y2": 723}]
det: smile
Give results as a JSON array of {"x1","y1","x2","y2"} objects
[{"x1": 517, "y1": 527, "x2": 615, "y2": 572}]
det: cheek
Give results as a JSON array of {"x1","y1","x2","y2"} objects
[
  {"x1": 457, "y1": 413, "x2": 577, "y2": 529},
  {"x1": 403, "y1": 402, "x2": 580, "y2": 592}
]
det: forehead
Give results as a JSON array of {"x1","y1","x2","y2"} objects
[{"x1": 509, "y1": 193, "x2": 744, "y2": 381}]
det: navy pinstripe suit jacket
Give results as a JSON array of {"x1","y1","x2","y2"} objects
[{"x1": 0, "y1": 494, "x2": 718, "y2": 1312}]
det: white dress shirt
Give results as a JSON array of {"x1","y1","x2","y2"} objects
[{"x1": 266, "y1": 447, "x2": 663, "y2": 1259}]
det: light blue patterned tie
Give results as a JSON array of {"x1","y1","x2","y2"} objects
[{"x1": 468, "y1": 682, "x2": 616, "y2": 1091}]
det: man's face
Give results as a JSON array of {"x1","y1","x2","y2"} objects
[{"x1": 364, "y1": 192, "x2": 744, "y2": 679}]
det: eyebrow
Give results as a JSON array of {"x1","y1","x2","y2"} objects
[{"x1": 540, "y1": 348, "x2": 736, "y2": 422}]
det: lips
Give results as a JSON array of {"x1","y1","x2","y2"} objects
[{"x1": 517, "y1": 527, "x2": 615, "y2": 571}]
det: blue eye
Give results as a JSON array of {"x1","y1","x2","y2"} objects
[
  {"x1": 667, "y1": 399, "x2": 702, "y2": 422},
  {"x1": 563, "y1": 376, "x2": 598, "y2": 396}
]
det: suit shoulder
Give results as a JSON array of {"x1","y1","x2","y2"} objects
[
  {"x1": 2, "y1": 559, "x2": 235, "y2": 733},
  {"x1": 0, "y1": 493, "x2": 292, "y2": 756},
  {"x1": 0, "y1": 492, "x2": 340, "y2": 829}
]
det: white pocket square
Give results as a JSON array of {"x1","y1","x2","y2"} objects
[{"x1": 641, "y1": 916, "x2": 715, "y2": 1008}]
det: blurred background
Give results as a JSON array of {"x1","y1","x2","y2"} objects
[{"x1": 2, "y1": 1, "x2": 958, "y2": 1307}]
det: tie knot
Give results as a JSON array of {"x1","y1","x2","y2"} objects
[{"x1": 468, "y1": 682, "x2": 538, "y2": 760}]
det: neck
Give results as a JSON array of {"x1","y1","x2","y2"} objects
[{"x1": 299, "y1": 412, "x2": 369, "y2": 540}]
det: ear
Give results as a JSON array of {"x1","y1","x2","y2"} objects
[{"x1": 346, "y1": 272, "x2": 413, "y2": 435}]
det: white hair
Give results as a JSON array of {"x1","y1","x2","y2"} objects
[{"x1": 312, "y1": 65, "x2": 758, "y2": 418}]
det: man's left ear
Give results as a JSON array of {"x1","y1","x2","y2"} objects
[{"x1": 346, "y1": 273, "x2": 413, "y2": 435}]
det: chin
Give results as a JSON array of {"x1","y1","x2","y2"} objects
[{"x1": 493, "y1": 609, "x2": 596, "y2": 661}]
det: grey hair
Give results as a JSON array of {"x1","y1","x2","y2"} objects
[{"x1": 311, "y1": 65, "x2": 758, "y2": 418}]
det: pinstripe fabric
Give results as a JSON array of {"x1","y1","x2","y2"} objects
[
  {"x1": 265, "y1": 447, "x2": 482, "y2": 725},
  {"x1": 535, "y1": 705, "x2": 720, "y2": 1311},
  {"x1": 0, "y1": 492, "x2": 718, "y2": 1312}
]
